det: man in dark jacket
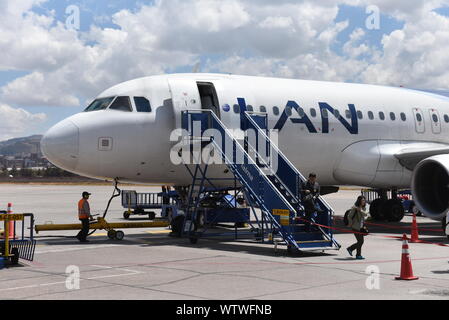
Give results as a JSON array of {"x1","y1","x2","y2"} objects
[{"x1": 301, "y1": 173, "x2": 323, "y2": 232}]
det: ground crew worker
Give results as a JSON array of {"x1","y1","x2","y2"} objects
[
  {"x1": 301, "y1": 173, "x2": 323, "y2": 232},
  {"x1": 77, "y1": 191, "x2": 93, "y2": 243}
]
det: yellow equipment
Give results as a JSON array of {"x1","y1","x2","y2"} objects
[
  {"x1": 35, "y1": 217, "x2": 170, "y2": 240},
  {"x1": 0, "y1": 213, "x2": 24, "y2": 266}
]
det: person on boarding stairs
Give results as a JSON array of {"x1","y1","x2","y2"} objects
[
  {"x1": 301, "y1": 173, "x2": 323, "y2": 232},
  {"x1": 346, "y1": 196, "x2": 369, "y2": 260}
]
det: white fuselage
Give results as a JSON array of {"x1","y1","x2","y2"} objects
[{"x1": 41, "y1": 73, "x2": 449, "y2": 189}]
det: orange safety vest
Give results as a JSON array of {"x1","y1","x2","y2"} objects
[{"x1": 78, "y1": 198, "x2": 90, "y2": 219}]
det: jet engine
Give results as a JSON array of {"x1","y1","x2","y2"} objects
[{"x1": 412, "y1": 154, "x2": 449, "y2": 220}]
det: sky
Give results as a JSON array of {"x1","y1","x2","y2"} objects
[{"x1": 1, "y1": 0, "x2": 449, "y2": 141}]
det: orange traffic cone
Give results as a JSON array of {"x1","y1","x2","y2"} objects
[
  {"x1": 395, "y1": 234, "x2": 419, "y2": 280},
  {"x1": 410, "y1": 213, "x2": 420, "y2": 243}
]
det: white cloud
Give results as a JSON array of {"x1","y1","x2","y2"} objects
[
  {"x1": 1, "y1": 0, "x2": 449, "y2": 116},
  {"x1": 259, "y1": 16, "x2": 295, "y2": 30},
  {"x1": 361, "y1": 10, "x2": 449, "y2": 88},
  {"x1": 0, "y1": 104, "x2": 46, "y2": 141}
]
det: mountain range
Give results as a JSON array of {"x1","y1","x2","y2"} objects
[{"x1": 0, "y1": 135, "x2": 43, "y2": 156}]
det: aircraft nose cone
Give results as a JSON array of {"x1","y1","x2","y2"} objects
[{"x1": 41, "y1": 120, "x2": 79, "y2": 170}]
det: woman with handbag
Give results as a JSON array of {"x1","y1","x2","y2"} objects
[{"x1": 346, "y1": 195, "x2": 369, "y2": 260}]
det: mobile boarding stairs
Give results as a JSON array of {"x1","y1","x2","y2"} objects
[{"x1": 180, "y1": 109, "x2": 340, "y2": 253}]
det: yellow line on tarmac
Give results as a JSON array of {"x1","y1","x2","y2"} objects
[
  {"x1": 90, "y1": 233, "x2": 107, "y2": 237},
  {"x1": 145, "y1": 230, "x2": 171, "y2": 234}
]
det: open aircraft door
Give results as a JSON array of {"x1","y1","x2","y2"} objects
[{"x1": 168, "y1": 78, "x2": 201, "y2": 129}]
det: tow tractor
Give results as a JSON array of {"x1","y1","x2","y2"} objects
[{"x1": 34, "y1": 182, "x2": 172, "y2": 240}]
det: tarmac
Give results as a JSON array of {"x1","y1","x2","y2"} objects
[{"x1": 0, "y1": 184, "x2": 448, "y2": 300}]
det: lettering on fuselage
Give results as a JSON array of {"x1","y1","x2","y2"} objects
[{"x1": 237, "y1": 98, "x2": 359, "y2": 134}]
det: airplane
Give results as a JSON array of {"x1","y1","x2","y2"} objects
[{"x1": 40, "y1": 73, "x2": 449, "y2": 233}]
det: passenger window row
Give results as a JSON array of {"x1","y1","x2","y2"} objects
[{"x1": 231, "y1": 104, "x2": 413, "y2": 122}]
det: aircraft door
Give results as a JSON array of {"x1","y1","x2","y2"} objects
[
  {"x1": 197, "y1": 82, "x2": 220, "y2": 118},
  {"x1": 168, "y1": 78, "x2": 201, "y2": 129},
  {"x1": 412, "y1": 108, "x2": 425, "y2": 134},
  {"x1": 429, "y1": 108, "x2": 441, "y2": 134}
]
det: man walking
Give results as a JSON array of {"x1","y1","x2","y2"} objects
[
  {"x1": 301, "y1": 173, "x2": 323, "y2": 232},
  {"x1": 77, "y1": 191, "x2": 93, "y2": 243}
]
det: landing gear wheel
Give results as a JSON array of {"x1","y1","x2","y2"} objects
[
  {"x1": 115, "y1": 230, "x2": 125, "y2": 241},
  {"x1": 11, "y1": 248, "x2": 19, "y2": 265},
  {"x1": 107, "y1": 230, "x2": 117, "y2": 239},
  {"x1": 369, "y1": 199, "x2": 385, "y2": 221},
  {"x1": 384, "y1": 199, "x2": 405, "y2": 222},
  {"x1": 287, "y1": 245, "x2": 294, "y2": 255},
  {"x1": 148, "y1": 212, "x2": 156, "y2": 220},
  {"x1": 123, "y1": 211, "x2": 131, "y2": 219},
  {"x1": 411, "y1": 204, "x2": 422, "y2": 216},
  {"x1": 189, "y1": 237, "x2": 198, "y2": 244}
]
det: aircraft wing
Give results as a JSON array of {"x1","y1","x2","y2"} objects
[{"x1": 394, "y1": 143, "x2": 449, "y2": 170}]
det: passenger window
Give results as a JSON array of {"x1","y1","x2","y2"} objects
[
  {"x1": 321, "y1": 109, "x2": 328, "y2": 118},
  {"x1": 368, "y1": 111, "x2": 374, "y2": 120},
  {"x1": 444, "y1": 114, "x2": 449, "y2": 123},
  {"x1": 134, "y1": 97, "x2": 151, "y2": 112},
  {"x1": 109, "y1": 96, "x2": 132, "y2": 112},
  {"x1": 432, "y1": 114, "x2": 439, "y2": 123},
  {"x1": 273, "y1": 106, "x2": 279, "y2": 115},
  {"x1": 84, "y1": 97, "x2": 115, "y2": 112},
  {"x1": 416, "y1": 113, "x2": 422, "y2": 122},
  {"x1": 400, "y1": 113, "x2": 406, "y2": 121},
  {"x1": 247, "y1": 105, "x2": 254, "y2": 112},
  {"x1": 310, "y1": 108, "x2": 317, "y2": 118},
  {"x1": 390, "y1": 112, "x2": 396, "y2": 121},
  {"x1": 345, "y1": 110, "x2": 351, "y2": 119},
  {"x1": 260, "y1": 106, "x2": 267, "y2": 113},
  {"x1": 379, "y1": 112, "x2": 385, "y2": 120},
  {"x1": 357, "y1": 111, "x2": 363, "y2": 120},
  {"x1": 333, "y1": 109, "x2": 340, "y2": 118},
  {"x1": 285, "y1": 106, "x2": 292, "y2": 116},
  {"x1": 233, "y1": 104, "x2": 240, "y2": 113}
]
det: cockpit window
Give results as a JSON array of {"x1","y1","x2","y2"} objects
[
  {"x1": 84, "y1": 97, "x2": 114, "y2": 112},
  {"x1": 134, "y1": 97, "x2": 152, "y2": 112},
  {"x1": 109, "y1": 96, "x2": 132, "y2": 112}
]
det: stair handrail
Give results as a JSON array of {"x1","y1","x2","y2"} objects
[
  {"x1": 243, "y1": 111, "x2": 335, "y2": 213},
  {"x1": 182, "y1": 109, "x2": 301, "y2": 249},
  {"x1": 243, "y1": 111, "x2": 339, "y2": 248}
]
